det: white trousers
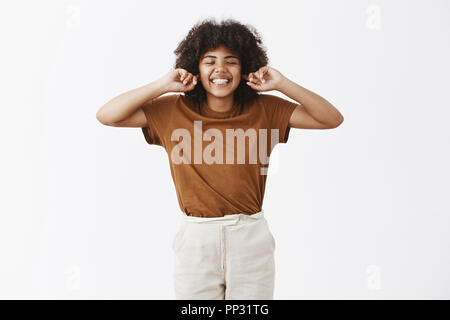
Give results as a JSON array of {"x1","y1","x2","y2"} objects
[{"x1": 172, "y1": 209, "x2": 276, "y2": 300}]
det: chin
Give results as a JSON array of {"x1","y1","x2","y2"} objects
[
  {"x1": 209, "y1": 84, "x2": 238, "y2": 94},
  {"x1": 207, "y1": 90, "x2": 236, "y2": 98}
]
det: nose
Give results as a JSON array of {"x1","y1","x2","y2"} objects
[
  {"x1": 214, "y1": 60, "x2": 229, "y2": 70},
  {"x1": 213, "y1": 67, "x2": 229, "y2": 76}
]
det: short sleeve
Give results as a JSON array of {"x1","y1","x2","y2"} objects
[
  {"x1": 140, "y1": 94, "x2": 178, "y2": 148},
  {"x1": 261, "y1": 94, "x2": 299, "y2": 144},
  {"x1": 141, "y1": 121, "x2": 162, "y2": 146}
]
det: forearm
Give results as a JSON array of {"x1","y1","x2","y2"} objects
[
  {"x1": 96, "y1": 79, "x2": 168, "y2": 124},
  {"x1": 277, "y1": 77, "x2": 344, "y2": 126}
]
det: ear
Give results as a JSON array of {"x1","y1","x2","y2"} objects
[{"x1": 242, "y1": 74, "x2": 249, "y2": 81}]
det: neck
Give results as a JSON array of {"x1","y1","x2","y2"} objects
[{"x1": 205, "y1": 93, "x2": 234, "y2": 112}]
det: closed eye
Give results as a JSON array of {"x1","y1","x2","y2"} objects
[{"x1": 205, "y1": 62, "x2": 237, "y2": 65}]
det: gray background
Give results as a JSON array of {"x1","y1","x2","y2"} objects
[{"x1": 0, "y1": 0, "x2": 449, "y2": 299}]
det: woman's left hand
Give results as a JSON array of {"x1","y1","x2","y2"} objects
[{"x1": 242, "y1": 66, "x2": 286, "y2": 92}]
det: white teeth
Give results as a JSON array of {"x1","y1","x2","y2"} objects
[{"x1": 212, "y1": 79, "x2": 229, "y2": 84}]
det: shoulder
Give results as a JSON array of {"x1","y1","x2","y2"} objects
[
  {"x1": 256, "y1": 93, "x2": 298, "y2": 114},
  {"x1": 257, "y1": 93, "x2": 294, "y2": 105},
  {"x1": 144, "y1": 93, "x2": 181, "y2": 112},
  {"x1": 256, "y1": 93, "x2": 284, "y2": 110},
  {"x1": 141, "y1": 94, "x2": 182, "y2": 124},
  {"x1": 153, "y1": 93, "x2": 181, "y2": 104}
]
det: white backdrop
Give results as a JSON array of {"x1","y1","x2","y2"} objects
[{"x1": 1, "y1": 0, "x2": 449, "y2": 299}]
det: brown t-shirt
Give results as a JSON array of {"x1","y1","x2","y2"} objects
[{"x1": 141, "y1": 93, "x2": 298, "y2": 217}]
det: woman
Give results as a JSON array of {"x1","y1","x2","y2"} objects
[{"x1": 96, "y1": 18, "x2": 344, "y2": 300}]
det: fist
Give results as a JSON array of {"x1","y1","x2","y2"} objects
[{"x1": 162, "y1": 68, "x2": 199, "y2": 93}]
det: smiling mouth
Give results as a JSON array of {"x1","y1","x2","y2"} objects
[{"x1": 210, "y1": 79, "x2": 231, "y2": 87}]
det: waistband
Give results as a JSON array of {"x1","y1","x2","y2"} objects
[{"x1": 180, "y1": 209, "x2": 265, "y2": 225}]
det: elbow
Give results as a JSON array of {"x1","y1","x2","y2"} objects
[
  {"x1": 337, "y1": 114, "x2": 344, "y2": 126},
  {"x1": 329, "y1": 114, "x2": 344, "y2": 129},
  {"x1": 96, "y1": 109, "x2": 106, "y2": 124},
  {"x1": 96, "y1": 109, "x2": 113, "y2": 126}
]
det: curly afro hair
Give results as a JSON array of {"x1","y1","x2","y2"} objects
[{"x1": 173, "y1": 17, "x2": 269, "y2": 115}]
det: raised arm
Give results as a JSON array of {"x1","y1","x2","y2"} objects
[
  {"x1": 95, "y1": 79, "x2": 168, "y2": 127},
  {"x1": 96, "y1": 69, "x2": 199, "y2": 127}
]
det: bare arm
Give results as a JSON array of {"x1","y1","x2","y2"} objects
[
  {"x1": 277, "y1": 77, "x2": 344, "y2": 129},
  {"x1": 96, "y1": 78, "x2": 168, "y2": 126},
  {"x1": 245, "y1": 66, "x2": 343, "y2": 129}
]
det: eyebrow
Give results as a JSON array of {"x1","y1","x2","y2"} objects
[{"x1": 202, "y1": 55, "x2": 240, "y2": 60}]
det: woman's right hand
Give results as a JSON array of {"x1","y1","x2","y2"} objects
[{"x1": 160, "y1": 68, "x2": 199, "y2": 93}]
